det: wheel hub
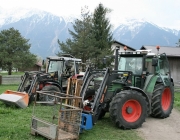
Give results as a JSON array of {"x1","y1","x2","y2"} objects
[
  {"x1": 126, "y1": 106, "x2": 133, "y2": 114},
  {"x1": 122, "y1": 99, "x2": 142, "y2": 122}
]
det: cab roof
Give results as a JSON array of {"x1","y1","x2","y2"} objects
[{"x1": 47, "y1": 56, "x2": 82, "y2": 62}]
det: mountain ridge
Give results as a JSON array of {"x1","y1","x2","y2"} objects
[{"x1": 0, "y1": 8, "x2": 179, "y2": 58}]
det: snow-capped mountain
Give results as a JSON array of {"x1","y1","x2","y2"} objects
[
  {"x1": 0, "y1": 7, "x2": 75, "y2": 58},
  {"x1": 0, "y1": 7, "x2": 180, "y2": 58},
  {"x1": 113, "y1": 19, "x2": 180, "y2": 49}
]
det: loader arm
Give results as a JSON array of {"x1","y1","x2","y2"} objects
[
  {"x1": 0, "y1": 71, "x2": 53, "y2": 108},
  {"x1": 80, "y1": 67, "x2": 110, "y2": 123},
  {"x1": 91, "y1": 68, "x2": 110, "y2": 123}
]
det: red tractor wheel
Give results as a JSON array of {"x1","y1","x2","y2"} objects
[
  {"x1": 151, "y1": 83, "x2": 174, "y2": 118},
  {"x1": 122, "y1": 100, "x2": 142, "y2": 122},
  {"x1": 162, "y1": 88, "x2": 172, "y2": 111},
  {"x1": 109, "y1": 90, "x2": 148, "y2": 129}
]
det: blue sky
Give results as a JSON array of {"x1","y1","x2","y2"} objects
[{"x1": 1, "y1": 0, "x2": 180, "y2": 29}]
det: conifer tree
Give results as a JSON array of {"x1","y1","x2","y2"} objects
[
  {"x1": 57, "y1": 6, "x2": 95, "y2": 67},
  {"x1": 92, "y1": 3, "x2": 113, "y2": 68},
  {"x1": 58, "y1": 4, "x2": 113, "y2": 69},
  {"x1": 0, "y1": 27, "x2": 36, "y2": 75}
]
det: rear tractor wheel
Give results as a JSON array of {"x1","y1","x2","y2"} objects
[
  {"x1": 151, "y1": 83, "x2": 174, "y2": 118},
  {"x1": 109, "y1": 90, "x2": 148, "y2": 129},
  {"x1": 39, "y1": 85, "x2": 60, "y2": 104}
]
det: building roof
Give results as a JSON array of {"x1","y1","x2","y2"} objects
[
  {"x1": 140, "y1": 45, "x2": 180, "y2": 57},
  {"x1": 35, "y1": 62, "x2": 42, "y2": 67},
  {"x1": 113, "y1": 40, "x2": 136, "y2": 51}
]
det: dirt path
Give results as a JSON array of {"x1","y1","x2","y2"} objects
[{"x1": 136, "y1": 109, "x2": 180, "y2": 140}]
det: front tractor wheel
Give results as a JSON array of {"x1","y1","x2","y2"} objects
[
  {"x1": 109, "y1": 90, "x2": 148, "y2": 129},
  {"x1": 151, "y1": 83, "x2": 174, "y2": 118}
]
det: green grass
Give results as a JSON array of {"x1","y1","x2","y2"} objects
[
  {"x1": 0, "y1": 85, "x2": 18, "y2": 92},
  {"x1": 0, "y1": 71, "x2": 24, "y2": 76},
  {"x1": 0, "y1": 85, "x2": 44, "y2": 140},
  {"x1": 0, "y1": 84, "x2": 142, "y2": 140},
  {"x1": 1, "y1": 85, "x2": 180, "y2": 140},
  {"x1": 79, "y1": 115, "x2": 141, "y2": 140},
  {"x1": 174, "y1": 92, "x2": 180, "y2": 111}
]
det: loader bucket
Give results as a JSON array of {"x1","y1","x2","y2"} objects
[{"x1": 0, "y1": 90, "x2": 29, "y2": 108}]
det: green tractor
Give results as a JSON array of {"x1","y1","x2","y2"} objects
[
  {"x1": 29, "y1": 47, "x2": 174, "y2": 140},
  {"x1": 81, "y1": 47, "x2": 174, "y2": 129}
]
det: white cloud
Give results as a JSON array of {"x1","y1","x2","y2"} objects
[{"x1": 1, "y1": 0, "x2": 180, "y2": 29}]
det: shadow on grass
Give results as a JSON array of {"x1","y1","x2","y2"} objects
[{"x1": 79, "y1": 113, "x2": 142, "y2": 140}]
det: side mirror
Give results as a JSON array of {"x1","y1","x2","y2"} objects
[{"x1": 152, "y1": 58, "x2": 158, "y2": 66}]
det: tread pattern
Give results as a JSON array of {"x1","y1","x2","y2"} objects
[
  {"x1": 39, "y1": 85, "x2": 60, "y2": 102},
  {"x1": 109, "y1": 90, "x2": 148, "y2": 129},
  {"x1": 151, "y1": 83, "x2": 174, "y2": 118}
]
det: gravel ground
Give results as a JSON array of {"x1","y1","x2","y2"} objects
[{"x1": 136, "y1": 108, "x2": 180, "y2": 140}]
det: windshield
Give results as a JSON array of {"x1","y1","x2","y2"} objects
[
  {"x1": 118, "y1": 57, "x2": 143, "y2": 75},
  {"x1": 48, "y1": 60, "x2": 64, "y2": 73}
]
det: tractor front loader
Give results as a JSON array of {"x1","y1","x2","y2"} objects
[
  {"x1": 0, "y1": 55, "x2": 83, "y2": 108},
  {"x1": 0, "y1": 70, "x2": 65, "y2": 108}
]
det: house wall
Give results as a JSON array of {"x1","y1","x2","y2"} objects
[
  {"x1": 27, "y1": 65, "x2": 41, "y2": 71},
  {"x1": 168, "y1": 57, "x2": 180, "y2": 85},
  {"x1": 140, "y1": 46, "x2": 180, "y2": 85}
]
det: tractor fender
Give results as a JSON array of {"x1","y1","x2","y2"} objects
[
  {"x1": 156, "y1": 76, "x2": 163, "y2": 83},
  {"x1": 125, "y1": 86, "x2": 151, "y2": 114},
  {"x1": 44, "y1": 81, "x2": 62, "y2": 91}
]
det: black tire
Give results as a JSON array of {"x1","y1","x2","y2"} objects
[
  {"x1": 83, "y1": 88, "x2": 95, "y2": 111},
  {"x1": 29, "y1": 94, "x2": 35, "y2": 104},
  {"x1": 98, "y1": 109, "x2": 106, "y2": 120},
  {"x1": 84, "y1": 88, "x2": 107, "y2": 119},
  {"x1": 151, "y1": 83, "x2": 174, "y2": 118},
  {"x1": 109, "y1": 90, "x2": 148, "y2": 129},
  {"x1": 84, "y1": 88, "x2": 95, "y2": 99},
  {"x1": 39, "y1": 85, "x2": 60, "y2": 104}
]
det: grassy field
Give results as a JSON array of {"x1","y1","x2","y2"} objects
[
  {"x1": 174, "y1": 90, "x2": 180, "y2": 111},
  {"x1": 0, "y1": 85, "x2": 142, "y2": 140},
  {"x1": 0, "y1": 85, "x2": 180, "y2": 140},
  {"x1": 0, "y1": 71, "x2": 24, "y2": 76}
]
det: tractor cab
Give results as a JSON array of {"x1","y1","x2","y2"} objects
[
  {"x1": 46, "y1": 55, "x2": 82, "y2": 89},
  {"x1": 117, "y1": 48, "x2": 172, "y2": 92},
  {"x1": 116, "y1": 48, "x2": 172, "y2": 89},
  {"x1": 117, "y1": 51, "x2": 146, "y2": 88}
]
